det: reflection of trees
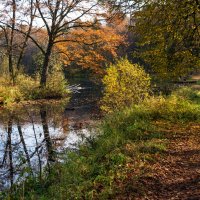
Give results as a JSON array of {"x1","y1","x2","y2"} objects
[
  {"x1": 1, "y1": 119, "x2": 11, "y2": 189},
  {"x1": 0, "y1": 101, "x2": 69, "y2": 189},
  {"x1": 7, "y1": 117, "x2": 13, "y2": 189},
  {"x1": 23, "y1": 105, "x2": 42, "y2": 179},
  {"x1": 17, "y1": 122, "x2": 32, "y2": 173},
  {"x1": 40, "y1": 109, "x2": 55, "y2": 162},
  {"x1": 0, "y1": 115, "x2": 43, "y2": 190},
  {"x1": 0, "y1": 116, "x2": 34, "y2": 190}
]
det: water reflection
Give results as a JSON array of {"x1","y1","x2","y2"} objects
[{"x1": 0, "y1": 97, "x2": 98, "y2": 190}]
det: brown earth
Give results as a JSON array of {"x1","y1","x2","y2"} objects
[{"x1": 139, "y1": 123, "x2": 200, "y2": 200}]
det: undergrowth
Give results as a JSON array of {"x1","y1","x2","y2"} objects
[{"x1": 0, "y1": 72, "x2": 70, "y2": 106}]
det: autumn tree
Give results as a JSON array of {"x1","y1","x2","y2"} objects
[
  {"x1": 131, "y1": 0, "x2": 200, "y2": 79},
  {"x1": 25, "y1": 0, "x2": 109, "y2": 87},
  {"x1": 0, "y1": 0, "x2": 111, "y2": 87},
  {"x1": 105, "y1": 0, "x2": 200, "y2": 79},
  {"x1": 107, "y1": 0, "x2": 200, "y2": 79},
  {"x1": 55, "y1": 23, "x2": 126, "y2": 75}
]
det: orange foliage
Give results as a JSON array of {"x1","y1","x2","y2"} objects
[{"x1": 55, "y1": 25, "x2": 126, "y2": 74}]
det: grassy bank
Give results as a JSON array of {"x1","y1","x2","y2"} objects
[
  {"x1": 0, "y1": 72, "x2": 69, "y2": 106},
  {"x1": 3, "y1": 87, "x2": 200, "y2": 199}
]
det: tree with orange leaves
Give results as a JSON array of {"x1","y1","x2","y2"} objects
[{"x1": 55, "y1": 23, "x2": 126, "y2": 75}]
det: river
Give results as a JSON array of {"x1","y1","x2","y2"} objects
[{"x1": 0, "y1": 85, "x2": 101, "y2": 190}]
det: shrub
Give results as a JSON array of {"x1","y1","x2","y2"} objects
[
  {"x1": 0, "y1": 85, "x2": 23, "y2": 104},
  {"x1": 42, "y1": 70, "x2": 69, "y2": 99},
  {"x1": 142, "y1": 95, "x2": 200, "y2": 122},
  {"x1": 16, "y1": 74, "x2": 40, "y2": 100},
  {"x1": 29, "y1": 71, "x2": 70, "y2": 100},
  {"x1": 0, "y1": 71, "x2": 70, "y2": 105},
  {"x1": 101, "y1": 58, "x2": 151, "y2": 113}
]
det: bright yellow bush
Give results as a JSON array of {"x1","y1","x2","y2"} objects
[
  {"x1": 101, "y1": 58, "x2": 151, "y2": 113},
  {"x1": 0, "y1": 85, "x2": 23, "y2": 104}
]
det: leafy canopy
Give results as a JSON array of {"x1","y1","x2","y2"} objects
[{"x1": 132, "y1": 0, "x2": 200, "y2": 79}]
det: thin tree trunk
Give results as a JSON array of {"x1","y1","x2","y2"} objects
[
  {"x1": 8, "y1": 54, "x2": 14, "y2": 84},
  {"x1": 40, "y1": 42, "x2": 53, "y2": 87},
  {"x1": 8, "y1": 0, "x2": 16, "y2": 84},
  {"x1": 16, "y1": 0, "x2": 35, "y2": 71}
]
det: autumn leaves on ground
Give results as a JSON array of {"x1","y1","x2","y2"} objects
[
  {"x1": 141, "y1": 79, "x2": 200, "y2": 200},
  {"x1": 137, "y1": 122, "x2": 200, "y2": 200}
]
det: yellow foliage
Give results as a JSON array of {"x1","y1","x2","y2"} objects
[
  {"x1": 132, "y1": 1, "x2": 200, "y2": 80},
  {"x1": 101, "y1": 58, "x2": 151, "y2": 113}
]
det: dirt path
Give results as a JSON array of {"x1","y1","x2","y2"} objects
[
  {"x1": 141, "y1": 123, "x2": 200, "y2": 200},
  {"x1": 191, "y1": 74, "x2": 200, "y2": 81},
  {"x1": 191, "y1": 71, "x2": 200, "y2": 90}
]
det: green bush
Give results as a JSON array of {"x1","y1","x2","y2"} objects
[
  {"x1": 101, "y1": 58, "x2": 151, "y2": 113},
  {"x1": 40, "y1": 70, "x2": 69, "y2": 99},
  {"x1": 16, "y1": 71, "x2": 69, "y2": 100}
]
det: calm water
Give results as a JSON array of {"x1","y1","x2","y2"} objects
[{"x1": 0, "y1": 86, "x2": 101, "y2": 190}]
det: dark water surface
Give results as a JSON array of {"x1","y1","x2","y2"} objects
[{"x1": 0, "y1": 86, "x2": 101, "y2": 190}]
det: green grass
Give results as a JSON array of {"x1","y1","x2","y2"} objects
[
  {"x1": 3, "y1": 87, "x2": 200, "y2": 200},
  {"x1": 196, "y1": 80, "x2": 200, "y2": 85},
  {"x1": 172, "y1": 86, "x2": 200, "y2": 104}
]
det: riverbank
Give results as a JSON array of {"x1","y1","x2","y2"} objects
[
  {"x1": 0, "y1": 83, "x2": 101, "y2": 193},
  {"x1": 0, "y1": 73, "x2": 69, "y2": 106},
  {"x1": 2, "y1": 87, "x2": 200, "y2": 199}
]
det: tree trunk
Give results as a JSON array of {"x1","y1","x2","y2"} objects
[
  {"x1": 8, "y1": 0, "x2": 16, "y2": 85},
  {"x1": 8, "y1": 54, "x2": 14, "y2": 84},
  {"x1": 40, "y1": 42, "x2": 53, "y2": 87}
]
